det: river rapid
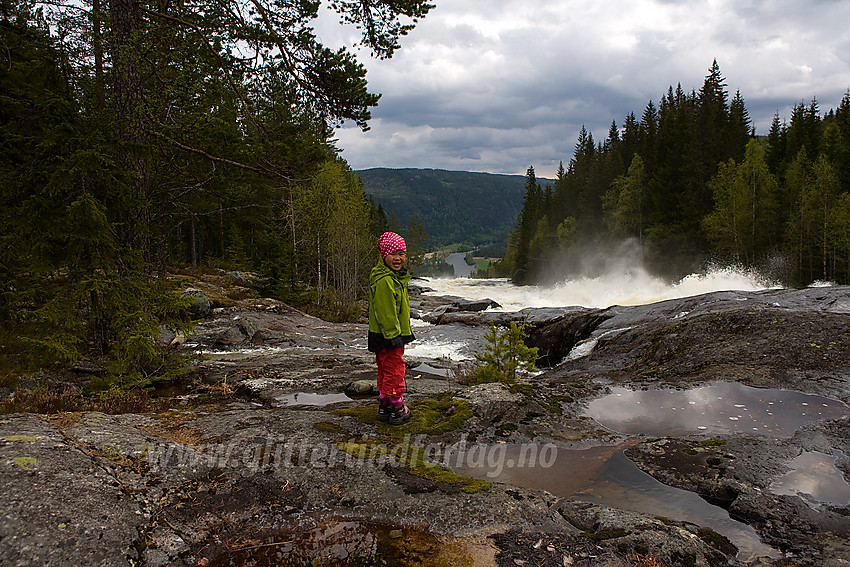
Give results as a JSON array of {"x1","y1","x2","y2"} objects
[
  {"x1": 405, "y1": 265, "x2": 781, "y2": 364},
  {"x1": 420, "y1": 264, "x2": 780, "y2": 311}
]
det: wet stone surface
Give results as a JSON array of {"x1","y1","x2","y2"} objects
[{"x1": 1, "y1": 284, "x2": 849, "y2": 566}]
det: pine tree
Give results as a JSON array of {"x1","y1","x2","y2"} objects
[
  {"x1": 766, "y1": 113, "x2": 786, "y2": 174},
  {"x1": 786, "y1": 99, "x2": 822, "y2": 160},
  {"x1": 729, "y1": 89, "x2": 753, "y2": 159}
]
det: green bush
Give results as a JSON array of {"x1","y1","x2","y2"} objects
[{"x1": 465, "y1": 320, "x2": 538, "y2": 384}]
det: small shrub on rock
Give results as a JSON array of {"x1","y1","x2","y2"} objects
[{"x1": 460, "y1": 321, "x2": 538, "y2": 384}]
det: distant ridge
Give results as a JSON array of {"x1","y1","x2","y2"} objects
[{"x1": 358, "y1": 167, "x2": 550, "y2": 247}]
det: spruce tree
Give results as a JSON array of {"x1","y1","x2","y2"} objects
[{"x1": 512, "y1": 166, "x2": 543, "y2": 284}]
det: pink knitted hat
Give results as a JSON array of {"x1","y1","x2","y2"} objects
[{"x1": 377, "y1": 232, "x2": 406, "y2": 258}]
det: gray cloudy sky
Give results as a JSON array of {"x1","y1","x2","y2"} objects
[{"x1": 320, "y1": 0, "x2": 850, "y2": 178}]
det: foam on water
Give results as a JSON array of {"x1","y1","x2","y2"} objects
[
  {"x1": 421, "y1": 265, "x2": 779, "y2": 310},
  {"x1": 405, "y1": 336, "x2": 472, "y2": 361}
]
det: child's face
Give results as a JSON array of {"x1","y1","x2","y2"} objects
[{"x1": 384, "y1": 250, "x2": 407, "y2": 271}]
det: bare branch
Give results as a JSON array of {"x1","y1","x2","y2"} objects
[{"x1": 145, "y1": 126, "x2": 268, "y2": 175}]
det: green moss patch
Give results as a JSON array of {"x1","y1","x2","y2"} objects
[
  {"x1": 335, "y1": 439, "x2": 490, "y2": 494},
  {"x1": 3, "y1": 435, "x2": 39, "y2": 442},
  {"x1": 12, "y1": 457, "x2": 37, "y2": 470},
  {"x1": 334, "y1": 403, "x2": 379, "y2": 424},
  {"x1": 697, "y1": 527, "x2": 737, "y2": 556},
  {"x1": 634, "y1": 368, "x2": 659, "y2": 379},
  {"x1": 508, "y1": 383, "x2": 535, "y2": 398},
  {"x1": 333, "y1": 395, "x2": 486, "y2": 493},
  {"x1": 543, "y1": 394, "x2": 572, "y2": 415},
  {"x1": 397, "y1": 397, "x2": 474, "y2": 438},
  {"x1": 333, "y1": 396, "x2": 473, "y2": 440},
  {"x1": 313, "y1": 421, "x2": 343, "y2": 433}
]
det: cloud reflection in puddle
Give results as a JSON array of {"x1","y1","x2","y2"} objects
[{"x1": 582, "y1": 381, "x2": 848, "y2": 438}]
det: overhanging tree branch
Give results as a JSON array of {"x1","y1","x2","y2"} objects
[
  {"x1": 146, "y1": 126, "x2": 270, "y2": 176},
  {"x1": 139, "y1": 5, "x2": 266, "y2": 137}
]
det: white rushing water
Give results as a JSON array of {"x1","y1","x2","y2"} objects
[
  {"x1": 419, "y1": 265, "x2": 780, "y2": 310},
  {"x1": 406, "y1": 265, "x2": 783, "y2": 365}
]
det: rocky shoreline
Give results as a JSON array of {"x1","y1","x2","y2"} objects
[{"x1": 1, "y1": 281, "x2": 849, "y2": 566}]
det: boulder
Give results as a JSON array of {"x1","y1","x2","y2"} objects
[
  {"x1": 345, "y1": 379, "x2": 378, "y2": 396},
  {"x1": 214, "y1": 316, "x2": 258, "y2": 346},
  {"x1": 181, "y1": 288, "x2": 211, "y2": 317},
  {"x1": 215, "y1": 326, "x2": 249, "y2": 345},
  {"x1": 225, "y1": 271, "x2": 255, "y2": 286},
  {"x1": 156, "y1": 325, "x2": 176, "y2": 346}
]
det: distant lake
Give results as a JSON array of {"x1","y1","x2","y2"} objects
[{"x1": 444, "y1": 252, "x2": 474, "y2": 277}]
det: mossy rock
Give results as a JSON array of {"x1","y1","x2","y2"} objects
[
  {"x1": 333, "y1": 395, "x2": 486, "y2": 494},
  {"x1": 334, "y1": 396, "x2": 473, "y2": 439},
  {"x1": 181, "y1": 288, "x2": 211, "y2": 317}
]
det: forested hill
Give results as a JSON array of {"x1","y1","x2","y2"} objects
[{"x1": 358, "y1": 168, "x2": 551, "y2": 247}]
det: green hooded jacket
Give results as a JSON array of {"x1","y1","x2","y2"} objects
[{"x1": 368, "y1": 259, "x2": 414, "y2": 352}]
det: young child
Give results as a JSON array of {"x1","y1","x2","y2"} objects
[{"x1": 368, "y1": 232, "x2": 414, "y2": 425}]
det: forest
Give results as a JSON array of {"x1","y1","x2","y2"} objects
[
  {"x1": 0, "y1": 0, "x2": 433, "y2": 384},
  {"x1": 499, "y1": 61, "x2": 850, "y2": 288}
]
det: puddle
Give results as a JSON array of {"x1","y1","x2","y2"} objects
[
  {"x1": 410, "y1": 362, "x2": 452, "y2": 377},
  {"x1": 274, "y1": 392, "x2": 353, "y2": 407},
  {"x1": 769, "y1": 449, "x2": 850, "y2": 506},
  {"x1": 206, "y1": 520, "x2": 489, "y2": 566},
  {"x1": 582, "y1": 381, "x2": 849, "y2": 437},
  {"x1": 452, "y1": 443, "x2": 779, "y2": 562}
]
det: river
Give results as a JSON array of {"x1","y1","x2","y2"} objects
[
  {"x1": 406, "y1": 265, "x2": 780, "y2": 364},
  {"x1": 444, "y1": 251, "x2": 475, "y2": 277},
  {"x1": 419, "y1": 264, "x2": 779, "y2": 310}
]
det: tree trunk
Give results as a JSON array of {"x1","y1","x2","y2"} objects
[
  {"x1": 110, "y1": 0, "x2": 151, "y2": 262},
  {"x1": 92, "y1": 0, "x2": 105, "y2": 111},
  {"x1": 190, "y1": 213, "x2": 197, "y2": 268}
]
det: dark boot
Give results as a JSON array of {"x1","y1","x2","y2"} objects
[
  {"x1": 377, "y1": 399, "x2": 390, "y2": 422},
  {"x1": 388, "y1": 405, "x2": 411, "y2": 426}
]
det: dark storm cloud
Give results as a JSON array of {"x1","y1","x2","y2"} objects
[{"x1": 324, "y1": 0, "x2": 850, "y2": 177}]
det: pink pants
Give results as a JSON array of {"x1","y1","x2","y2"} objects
[{"x1": 376, "y1": 347, "x2": 406, "y2": 404}]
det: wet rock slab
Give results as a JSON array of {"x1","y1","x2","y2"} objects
[{"x1": 2, "y1": 285, "x2": 850, "y2": 566}]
